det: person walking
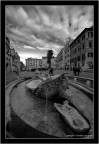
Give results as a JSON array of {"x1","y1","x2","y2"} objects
[
  {"x1": 16, "y1": 68, "x2": 19, "y2": 78},
  {"x1": 77, "y1": 66, "x2": 81, "y2": 76},
  {"x1": 49, "y1": 67, "x2": 53, "y2": 75},
  {"x1": 73, "y1": 66, "x2": 75, "y2": 76},
  {"x1": 73, "y1": 66, "x2": 76, "y2": 76},
  {"x1": 51, "y1": 67, "x2": 53, "y2": 74},
  {"x1": 74, "y1": 66, "x2": 77, "y2": 76}
]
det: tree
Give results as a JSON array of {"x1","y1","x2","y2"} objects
[{"x1": 47, "y1": 50, "x2": 53, "y2": 69}]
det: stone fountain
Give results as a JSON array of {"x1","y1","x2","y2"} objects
[{"x1": 31, "y1": 73, "x2": 69, "y2": 100}]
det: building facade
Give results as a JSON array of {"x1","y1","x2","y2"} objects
[
  {"x1": 70, "y1": 26, "x2": 93, "y2": 69},
  {"x1": 64, "y1": 39, "x2": 73, "y2": 70},
  {"x1": 6, "y1": 37, "x2": 20, "y2": 73},
  {"x1": 26, "y1": 57, "x2": 56, "y2": 70},
  {"x1": 64, "y1": 43, "x2": 70, "y2": 70},
  {"x1": 36, "y1": 59, "x2": 42, "y2": 68},
  {"x1": 10, "y1": 49, "x2": 20, "y2": 72},
  {"x1": 20, "y1": 61, "x2": 26, "y2": 71},
  {"x1": 6, "y1": 36, "x2": 11, "y2": 72},
  {"x1": 26, "y1": 58, "x2": 36, "y2": 70},
  {"x1": 50, "y1": 57, "x2": 56, "y2": 69},
  {"x1": 42, "y1": 57, "x2": 48, "y2": 69},
  {"x1": 56, "y1": 48, "x2": 64, "y2": 69},
  {"x1": 13, "y1": 52, "x2": 20, "y2": 71},
  {"x1": 26, "y1": 58, "x2": 42, "y2": 70}
]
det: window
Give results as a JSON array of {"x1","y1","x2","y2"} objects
[
  {"x1": 74, "y1": 48, "x2": 77, "y2": 54},
  {"x1": 88, "y1": 32, "x2": 90, "y2": 37},
  {"x1": 82, "y1": 34, "x2": 85, "y2": 40},
  {"x1": 75, "y1": 41, "x2": 76, "y2": 46},
  {"x1": 82, "y1": 43, "x2": 85, "y2": 50},
  {"x1": 75, "y1": 57, "x2": 76, "y2": 62},
  {"x1": 78, "y1": 39, "x2": 80, "y2": 44},
  {"x1": 83, "y1": 44, "x2": 84, "y2": 49},
  {"x1": 82, "y1": 53, "x2": 85, "y2": 60},
  {"x1": 89, "y1": 41, "x2": 92, "y2": 48},
  {"x1": 77, "y1": 56, "x2": 80, "y2": 61},
  {"x1": 78, "y1": 47, "x2": 79, "y2": 52},
  {"x1": 91, "y1": 32, "x2": 93, "y2": 37},
  {"x1": 88, "y1": 32, "x2": 93, "y2": 38},
  {"x1": 88, "y1": 53, "x2": 93, "y2": 57},
  {"x1": 83, "y1": 34, "x2": 85, "y2": 39}
]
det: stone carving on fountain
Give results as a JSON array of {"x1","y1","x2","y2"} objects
[{"x1": 32, "y1": 73, "x2": 69, "y2": 100}]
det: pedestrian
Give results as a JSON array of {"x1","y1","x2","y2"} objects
[
  {"x1": 49, "y1": 67, "x2": 53, "y2": 75},
  {"x1": 77, "y1": 67, "x2": 79, "y2": 76},
  {"x1": 73, "y1": 66, "x2": 77, "y2": 76},
  {"x1": 77, "y1": 66, "x2": 81, "y2": 76},
  {"x1": 73, "y1": 67, "x2": 74, "y2": 75},
  {"x1": 16, "y1": 69, "x2": 19, "y2": 78},
  {"x1": 73, "y1": 66, "x2": 76, "y2": 76}
]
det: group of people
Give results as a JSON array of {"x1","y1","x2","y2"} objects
[
  {"x1": 73, "y1": 66, "x2": 81, "y2": 76},
  {"x1": 49, "y1": 66, "x2": 81, "y2": 76}
]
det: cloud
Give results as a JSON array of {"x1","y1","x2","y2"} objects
[
  {"x1": 23, "y1": 45, "x2": 35, "y2": 49},
  {"x1": 6, "y1": 5, "x2": 94, "y2": 64},
  {"x1": 6, "y1": 6, "x2": 28, "y2": 25}
]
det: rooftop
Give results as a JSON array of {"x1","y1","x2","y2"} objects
[{"x1": 69, "y1": 26, "x2": 93, "y2": 47}]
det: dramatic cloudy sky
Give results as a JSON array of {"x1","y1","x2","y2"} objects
[{"x1": 5, "y1": 5, "x2": 94, "y2": 65}]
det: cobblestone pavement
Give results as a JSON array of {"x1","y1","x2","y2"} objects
[{"x1": 10, "y1": 80, "x2": 93, "y2": 138}]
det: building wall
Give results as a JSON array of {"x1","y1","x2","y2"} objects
[
  {"x1": 42, "y1": 57, "x2": 48, "y2": 68},
  {"x1": 6, "y1": 36, "x2": 11, "y2": 73},
  {"x1": 36, "y1": 59, "x2": 42, "y2": 68},
  {"x1": 56, "y1": 38, "x2": 73, "y2": 69},
  {"x1": 20, "y1": 61, "x2": 26, "y2": 71},
  {"x1": 26, "y1": 58, "x2": 35, "y2": 70},
  {"x1": 56, "y1": 48, "x2": 64, "y2": 69},
  {"x1": 26, "y1": 58, "x2": 42, "y2": 70},
  {"x1": 70, "y1": 26, "x2": 93, "y2": 69},
  {"x1": 10, "y1": 49, "x2": 20, "y2": 72},
  {"x1": 64, "y1": 43, "x2": 70, "y2": 70},
  {"x1": 42, "y1": 56, "x2": 56, "y2": 69}
]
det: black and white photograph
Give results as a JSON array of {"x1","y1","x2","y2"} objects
[{"x1": 4, "y1": 3, "x2": 97, "y2": 141}]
